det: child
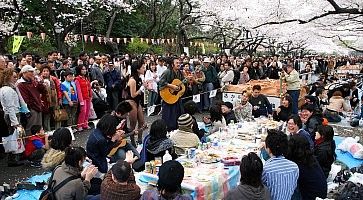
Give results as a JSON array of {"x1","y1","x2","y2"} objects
[
  {"x1": 61, "y1": 70, "x2": 78, "y2": 127},
  {"x1": 221, "y1": 102, "x2": 237, "y2": 125},
  {"x1": 24, "y1": 125, "x2": 49, "y2": 168}
]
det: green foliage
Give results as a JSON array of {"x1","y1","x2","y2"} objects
[
  {"x1": 5, "y1": 36, "x2": 56, "y2": 56},
  {"x1": 126, "y1": 39, "x2": 150, "y2": 55}
]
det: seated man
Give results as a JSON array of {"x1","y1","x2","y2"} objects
[
  {"x1": 262, "y1": 129, "x2": 299, "y2": 200},
  {"x1": 221, "y1": 102, "x2": 237, "y2": 125},
  {"x1": 300, "y1": 103, "x2": 323, "y2": 138},
  {"x1": 170, "y1": 114, "x2": 200, "y2": 155},
  {"x1": 100, "y1": 151, "x2": 140, "y2": 200},
  {"x1": 234, "y1": 90, "x2": 253, "y2": 121},
  {"x1": 249, "y1": 85, "x2": 272, "y2": 118}
]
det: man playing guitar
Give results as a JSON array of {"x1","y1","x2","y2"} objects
[{"x1": 158, "y1": 56, "x2": 192, "y2": 131}]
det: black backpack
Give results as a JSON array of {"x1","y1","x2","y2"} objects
[{"x1": 39, "y1": 166, "x2": 80, "y2": 200}]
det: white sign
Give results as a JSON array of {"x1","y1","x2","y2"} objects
[
  {"x1": 183, "y1": 47, "x2": 189, "y2": 57},
  {"x1": 193, "y1": 94, "x2": 200, "y2": 103},
  {"x1": 209, "y1": 89, "x2": 217, "y2": 98},
  {"x1": 147, "y1": 106, "x2": 155, "y2": 117}
]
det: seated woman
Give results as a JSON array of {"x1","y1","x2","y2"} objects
[
  {"x1": 170, "y1": 114, "x2": 200, "y2": 155},
  {"x1": 51, "y1": 147, "x2": 98, "y2": 200},
  {"x1": 234, "y1": 91, "x2": 253, "y2": 122},
  {"x1": 204, "y1": 104, "x2": 227, "y2": 135},
  {"x1": 314, "y1": 125, "x2": 336, "y2": 178},
  {"x1": 286, "y1": 135, "x2": 327, "y2": 200},
  {"x1": 42, "y1": 127, "x2": 72, "y2": 170},
  {"x1": 141, "y1": 160, "x2": 192, "y2": 200},
  {"x1": 225, "y1": 152, "x2": 270, "y2": 200},
  {"x1": 141, "y1": 119, "x2": 177, "y2": 162},
  {"x1": 324, "y1": 91, "x2": 351, "y2": 122},
  {"x1": 86, "y1": 114, "x2": 140, "y2": 173},
  {"x1": 273, "y1": 95, "x2": 292, "y2": 122}
]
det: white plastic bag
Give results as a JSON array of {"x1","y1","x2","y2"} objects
[
  {"x1": 337, "y1": 137, "x2": 363, "y2": 159},
  {"x1": 1, "y1": 128, "x2": 25, "y2": 154}
]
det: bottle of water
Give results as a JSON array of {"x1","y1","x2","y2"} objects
[{"x1": 163, "y1": 150, "x2": 172, "y2": 163}]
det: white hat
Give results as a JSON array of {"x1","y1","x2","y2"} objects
[
  {"x1": 203, "y1": 57, "x2": 211, "y2": 63},
  {"x1": 20, "y1": 65, "x2": 36, "y2": 73}
]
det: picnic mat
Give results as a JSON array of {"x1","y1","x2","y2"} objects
[
  {"x1": 334, "y1": 136, "x2": 363, "y2": 169},
  {"x1": 16, "y1": 173, "x2": 51, "y2": 200}
]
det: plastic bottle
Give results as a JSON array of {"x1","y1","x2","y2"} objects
[{"x1": 163, "y1": 150, "x2": 172, "y2": 163}]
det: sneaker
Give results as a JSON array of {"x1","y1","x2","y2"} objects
[
  {"x1": 83, "y1": 126, "x2": 92, "y2": 130},
  {"x1": 77, "y1": 127, "x2": 83, "y2": 132},
  {"x1": 30, "y1": 161, "x2": 42, "y2": 168}
]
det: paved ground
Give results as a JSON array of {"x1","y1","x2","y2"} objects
[{"x1": 0, "y1": 112, "x2": 362, "y2": 186}]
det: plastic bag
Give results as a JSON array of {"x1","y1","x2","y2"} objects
[
  {"x1": 337, "y1": 137, "x2": 363, "y2": 159},
  {"x1": 1, "y1": 128, "x2": 25, "y2": 154}
]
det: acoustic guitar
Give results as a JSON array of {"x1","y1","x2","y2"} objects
[
  {"x1": 107, "y1": 122, "x2": 148, "y2": 157},
  {"x1": 160, "y1": 79, "x2": 186, "y2": 104}
]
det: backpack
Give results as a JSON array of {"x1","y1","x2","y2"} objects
[{"x1": 39, "y1": 166, "x2": 80, "y2": 200}]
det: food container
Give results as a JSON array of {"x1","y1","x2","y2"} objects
[{"x1": 221, "y1": 157, "x2": 241, "y2": 166}]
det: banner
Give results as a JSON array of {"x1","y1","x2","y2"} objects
[{"x1": 12, "y1": 36, "x2": 25, "y2": 54}]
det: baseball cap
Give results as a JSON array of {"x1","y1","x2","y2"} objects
[{"x1": 20, "y1": 65, "x2": 36, "y2": 73}]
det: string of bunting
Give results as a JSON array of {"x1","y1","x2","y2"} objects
[{"x1": 23, "y1": 32, "x2": 220, "y2": 47}]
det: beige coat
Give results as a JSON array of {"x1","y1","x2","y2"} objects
[
  {"x1": 282, "y1": 70, "x2": 300, "y2": 90},
  {"x1": 327, "y1": 96, "x2": 351, "y2": 112},
  {"x1": 170, "y1": 129, "x2": 200, "y2": 155},
  {"x1": 52, "y1": 162, "x2": 91, "y2": 200}
]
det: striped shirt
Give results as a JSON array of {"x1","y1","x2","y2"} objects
[{"x1": 262, "y1": 156, "x2": 299, "y2": 200}]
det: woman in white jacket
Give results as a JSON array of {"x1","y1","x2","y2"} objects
[
  {"x1": 145, "y1": 62, "x2": 159, "y2": 107},
  {"x1": 220, "y1": 61, "x2": 234, "y2": 87},
  {"x1": 0, "y1": 68, "x2": 24, "y2": 166}
]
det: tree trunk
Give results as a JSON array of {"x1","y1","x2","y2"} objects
[{"x1": 105, "y1": 10, "x2": 119, "y2": 55}]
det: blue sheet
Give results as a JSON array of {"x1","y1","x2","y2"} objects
[
  {"x1": 334, "y1": 136, "x2": 363, "y2": 169},
  {"x1": 16, "y1": 173, "x2": 51, "y2": 200}
]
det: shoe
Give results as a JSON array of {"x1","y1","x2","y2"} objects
[
  {"x1": 77, "y1": 127, "x2": 83, "y2": 132},
  {"x1": 83, "y1": 126, "x2": 92, "y2": 130},
  {"x1": 30, "y1": 161, "x2": 42, "y2": 168}
]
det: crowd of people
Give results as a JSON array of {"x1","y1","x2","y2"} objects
[{"x1": 0, "y1": 51, "x2": 362, "y2": 200}]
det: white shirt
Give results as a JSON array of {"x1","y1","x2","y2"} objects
[{"x1": 157, "y1": 64, "x2": 167, "y2": 77}]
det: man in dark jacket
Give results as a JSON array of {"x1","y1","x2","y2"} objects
[
  {"x1": 249, "y1": 85, "x2": 272, "y2": 118},
  {"x1": 103, "y1": 62, "x2": 121, "y2": 110},
  {"x1": 300, "y1": 103, "x2": 323, "y2": 139}
]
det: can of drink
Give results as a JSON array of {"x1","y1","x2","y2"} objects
[
  {"x1": 188, "y1": 148, "x2": 196, "y2": 159},
  {"x1": 145, "y1": 162, "x2": 152, "y2": 173}
]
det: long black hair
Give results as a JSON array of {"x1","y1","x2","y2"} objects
[
  {"x1": 64, "y1": 147, "x2": 86, "y2": 169},
  {"x1": 129, "y1": 59, "x2": 143, "y2": 84},
  {"x1": 209, "y1": 104, "x2": 223, "y2": 122},
  {"x1": 149, "y1": 119, "x2": 168, "y2": 141},
  {"x1": 286, "y1": 134, "x2": 317, "y2": 167}
]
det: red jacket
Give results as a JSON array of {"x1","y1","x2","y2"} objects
[
  {"x1": 25, "y1": 135, "x2": 44, "y2": 157},
  {"x1": 75, "y1": 76, "x2": 91, "y2": 102},
  {"x1": 17, "y1": 77, "x2": 47, "y2": 112}
]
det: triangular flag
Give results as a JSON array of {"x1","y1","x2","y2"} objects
[
  {"x1": 123, "y1": 38, "x2": 127, "y2": 43},
  {"x1": 161, "y1": 39, "x2": 165, "y2": 44},
  {"x1": 74, "y1": 35, "x2": 79, "y2": 41},
  {"x1": 12, "y1": 36, "x2": 25, "y2": 53},
  {"x1": 131, "y1": 38, "x2": 134, "y2": 43},
  {"x1": 192, "y1": 94, "x2": 200, "y2": 103},
  {"x1": 140, "y1": 38, "x2": 144, "y2": 43},
  {"x1": 103, "y1": 37, "x2": 107, "y2": 44},
  {"x1": 171, "y1": 38, "x2": 174, "y2": 44},
  {"x1": 146, "y1": 38, "x2": 149, "y2": 44},
  {"x1": 84, "y1": 35, "x2": 88, "y2": 43},
  {"x1": 190, "y1": 42, "x2": 193, "y2": 46},
  {"x1": 98, "y1": 36, "x2": 102, "y2": 43},
  {"x1": 90, "y1": 35, "x2": 94, "y2": 43},
  {"x1": 157, "y1": 39, "x2": 161, "y2": 44},
  {"x1": 40, "y1": 32, "x2": 46, "y2": 40},
  {"x1": 116, "y1": 38, "x2": 120, "y2": 44},
  {"x1": 109, "y1": 38, "x2": 113, "y2": 43},
  {"x1": 151, "y1": 39, "x2": 155, "y2": 44},
  {"x1": 26, "y1": 32, "x2": 32, "y2": 39},
  {"x1": 167, "y1": 39, "x2": 170, "y2": 44}
]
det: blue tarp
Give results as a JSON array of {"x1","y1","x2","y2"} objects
[{"x1": 334, "y1": 136, "x2": 363, "y2": 169}]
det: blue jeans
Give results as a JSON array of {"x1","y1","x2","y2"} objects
[
  {"x1": 110, "y1": 142, "x2": 140, "y2": 163},
  {"x1": 203, "y1": 83, "x2": 214, "y2": 110},
  {"x1": 148, "y1": 91, "x2": 158, "y2": 107},
  {"x1": 287, "y1": 90, "x2": 300, "y2": 114}
]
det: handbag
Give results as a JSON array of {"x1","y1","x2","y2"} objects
[{"x1": 53, "y1": 107, "x2": 68, "y2": 122}]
